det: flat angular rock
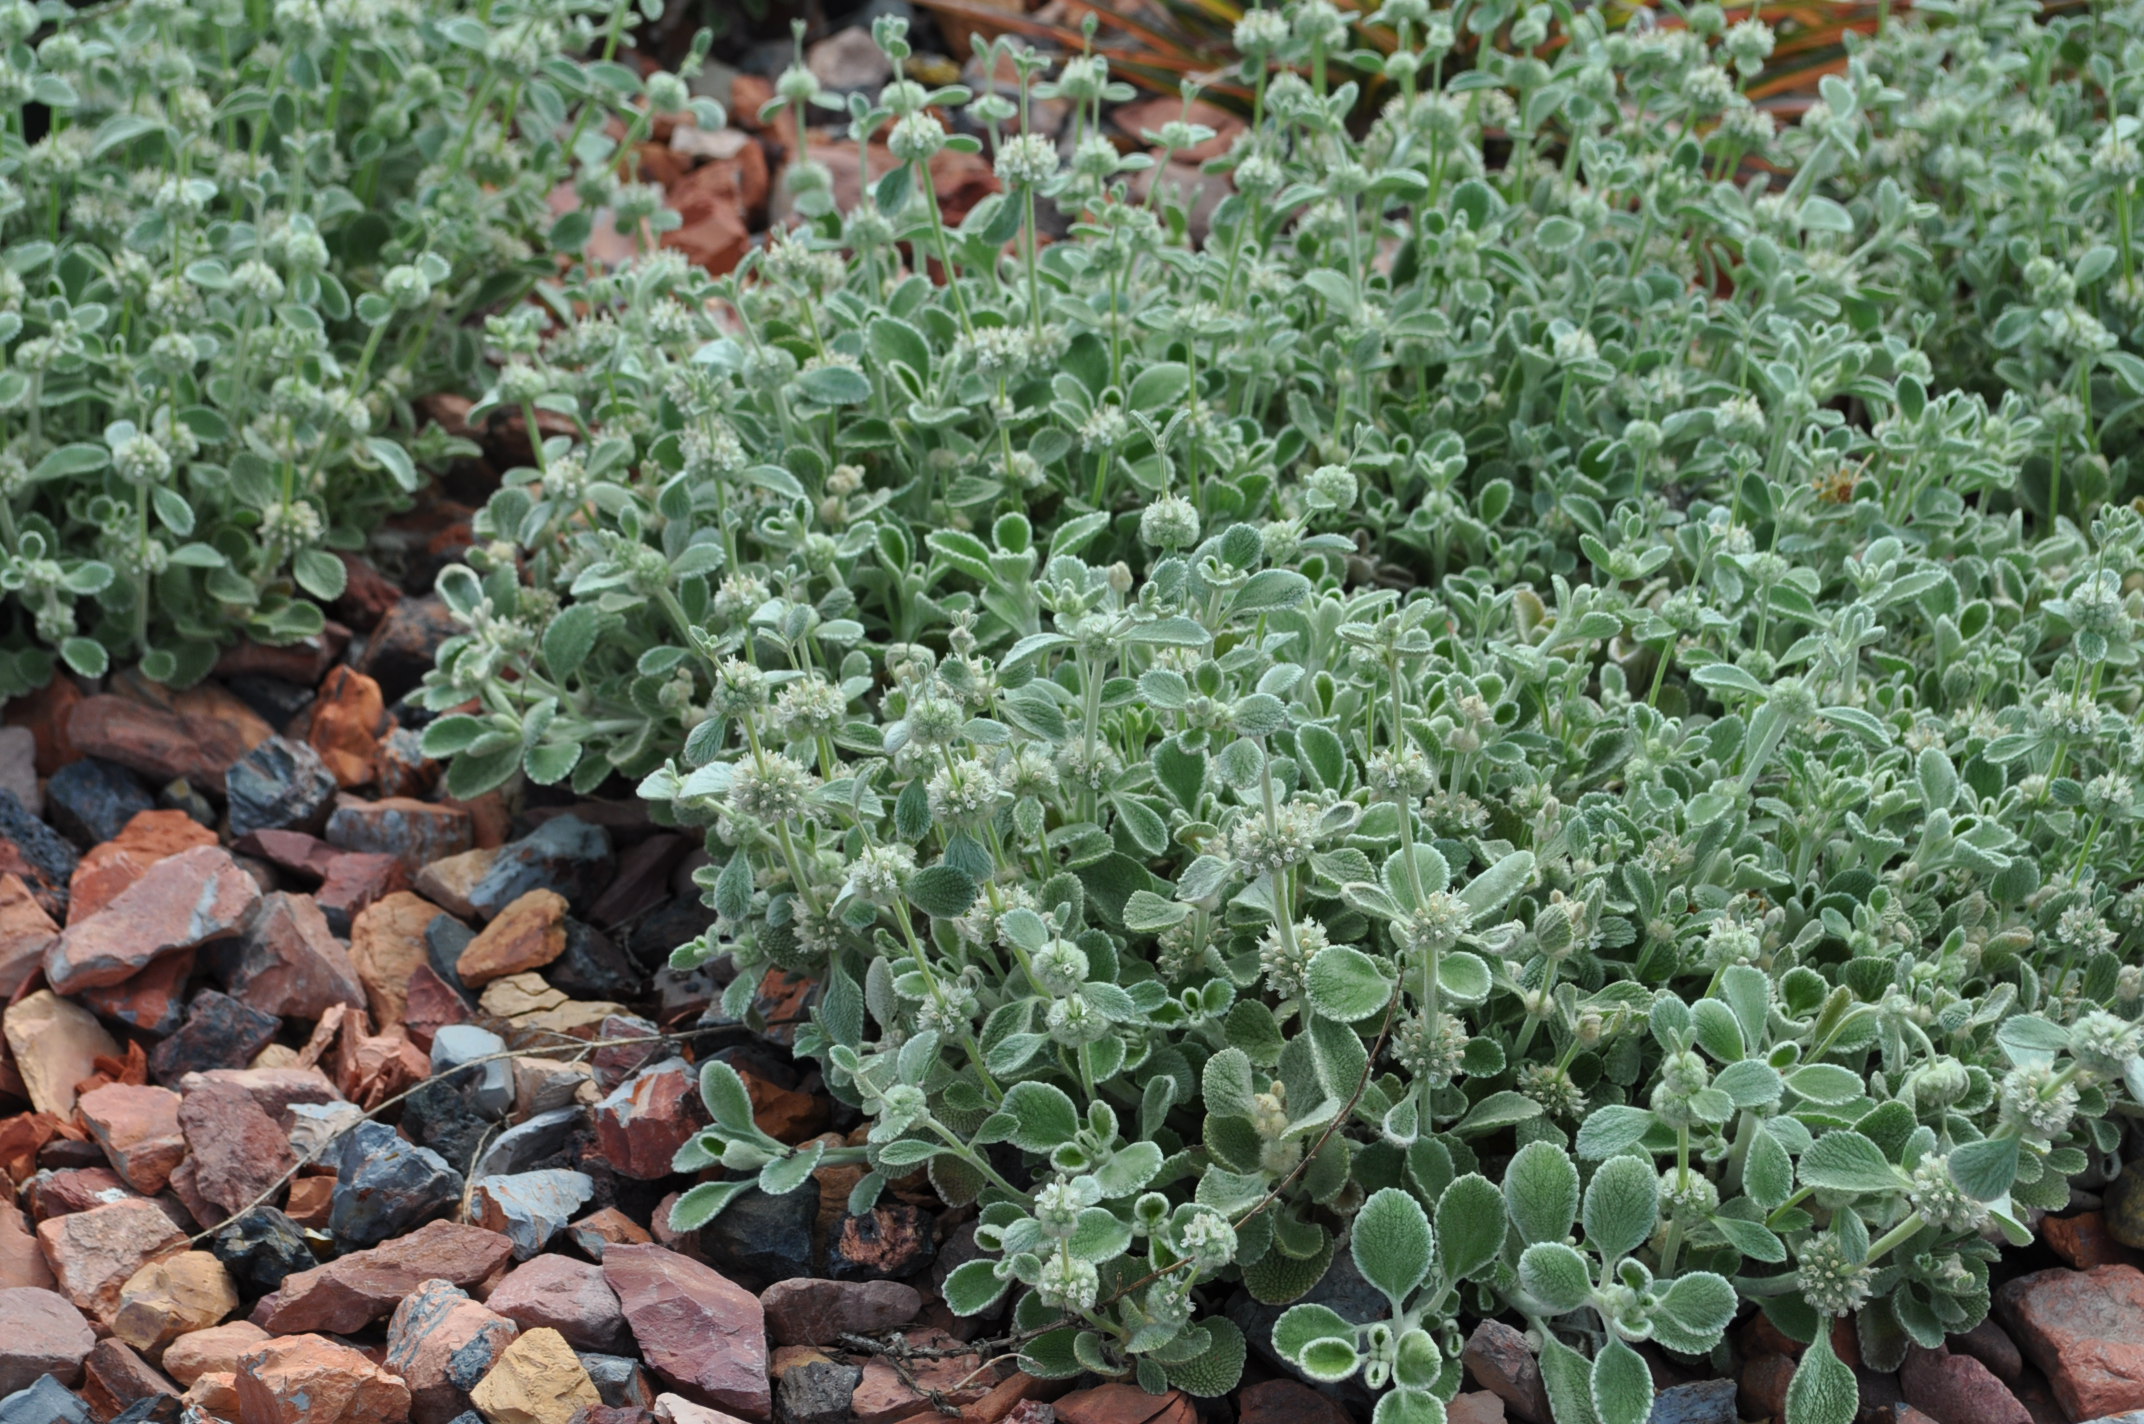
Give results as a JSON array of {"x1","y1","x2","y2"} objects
[
  {"x1": 251, "y1": 1221, "x2": 515, "y2": 1334},
  {"x1": 3, "y1": 987, "x2": 121, "y2": 1116},
  {"x1": 308, "y1": 668, "x2": 387, "y2": 789},
  {"x1": 148, "y1": 989, "x2": 281, "y2": 1085},
  {"x1": 479, "y1": 973, "x2": 623, "y2": 1037},
  {"x1": 487, "y1": 1255, "x2": 631, "y2": 1354},
  {"x1": 351, "y1": 889, "x2": 442, "y2": 1028},
  {"x1": 1998, "y1": 1264, "x2": 2144, "y2": 1421},
  {"x1": 605, "y1": 1244, "x2": 769, "y2": 1421},
  {"x1": 180, "y1": 1065, "x2": 344, "y2": 1129},
  {"x1": 357, "y1": 595, "x2": 455, "y2": 700},
  {"x1": 67, "y1": 810, "x2": 217, "y2": 923},
  {"x1": 403, "y1": 1071, "x2": 499, "y2": 1173},
  {"x1": 432, "y1": 1024, "x2": 513, "y2": 1115},
  {"x1": 22, "y1": 1165, "x2": 135, "y2": 1221},
  {"x1": 226, "y1": 736, "x2": 340, "y2": 838},
  {"x1": 326, "y1": 794, "x2": 473, "y2": 872},
  {"x1": 777, "y1": 1359, "x2": 860, "y2": 1424},
  {"x1": 111, "y1": 1250, "x2": 239, "y2": 1355},
  {"x1": 759, "y1": 1279, "x2": 921, "y2": 1347},
  {"x1": 0, "y1": 787, "x2": 77, "y2": 918},
  {"x1": 331, "y1": 1120, "x2": 463, "y2": 1249},
  {"x1": 0, "y1": 1194, "x2": 54, "y2": 1290},
  {"x1": 285, "y1": 1098, "x2": 365, "y2": 1161},
  {"x1": 317, "y1": 850, "x2": 408, "y2": 935},
  {"x1": 471, "y1": 1107, "x2": 585, "y2": 1181},
  {"x1": 700, "y1": 1184, "x2": 817, "y2": 1291},
  {"x1": 235, "y1": 1333, "x2": 413, "y2": 1424},
  {"x1": 219, "y1": 891, "x2": 366, "y2": 1021},
  {"x1": 67, "y1": 688, "x2": 271, "y2": 793},
  {"x1": 36, "y1": 1198, "x2": 187, "y2": 1322},
  {"x1": 1462, "y1": 1318, "x2": 1554, "y2": 1424},
  {"x1": 0, "y1": 1375, "x2": 93, "y2": 1424},
  {"x1": 161, "y1": 1320, "x2": 271, "y2": 1386},
  {"x1": 592, "y1": 1058, "x2": 702, "y2": 1181},
  {"x1": 44, "y1": 845, "x2": 259, "y2": 994},
  {"x1": 406, "y1": 962, "x2": 475, "y2": 1050},
  {"x1": 0, "y1": 873, "x2": 58, "y2": 1000},
  {"x1": 387, "y1": 1277, "x2": 522, "y2": 1424},
  {"x1": 78, "y1": 1337, "x2": 180, "y2": 1421},
  {"x1": 46, "y1": 757, "x2": 154, "y2": 848},
  {"x1": 426, "y1": 913, "x2": 478, "y2": 997},
  {"x1": 76, "y1": 946, "x2": 192, "y2": 1036},
  {"x1": 548, "y1": 920, "x2": 639, "y2": 1002},
  {"x1": 1901, "y1": 1345, "x2": 2031, "y2": 1424},
  {"x1": 77, "y1": 1083, "x2": 187, "y2": 1195},
  {"x1": 466, "y1": 817, "x2": 614, "y2": 918},
  {"x1": 470, "y1": 1326, "x2": 602, "y2": 1424},
  {"x1": 0, "y1": 1284, "x2": 97, "y2": 1392},
  {"x1": 472, "y1": 1170, "x2": 595, "y2": 1261},
  {"x1": 207, "y1": 1208, "x2": 316, "y2": 1297},
  {"x1": 417, "y1": 850, "x2": 496, "y2": 922},
  {"x1": 513, "y1": 1058, "x2": 595, "y2": 1117},
  {"x1": 580, "y1": 1352, "x2": 653, "y2": 1410},
  {"x1": 565, "y1": 1208, "x2": 652, "y2": 1264},
  {"x1": 457, "y1": 889, "x2": 569, "y2": 988}
]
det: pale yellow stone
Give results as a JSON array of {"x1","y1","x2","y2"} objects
[
  {"x1": 469, "y1": 1326, "x2": 602, "y2": 1424},
  {"x1": 112, "y1": 1250, "x2": 239, "y2": 1355}
]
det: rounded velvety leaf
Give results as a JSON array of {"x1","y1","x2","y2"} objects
[
  {"x1": 759, "y1": 1139, "x2": 825, "y2": 1196},
  {"x1": 1436, "y1": 950, "x2": 1492, "y2": 1005},
  {"x1": 1785, "y1": 1330, "x2": 1859, "y2": 1424},
  {"x1": 1590, "y1": 1337, "x2": 1655, "y2": 1424},
  {"x1": 1505, "y1": 1139, "x2": 1581, "y2": 1245},
  {"x1": 1298, "y1": 1336, "x2": 1364, "y2": 1383},
  {"x1": 1376, "y1": 1389, "x2": 1448, "y2": 1424},
  {"x1": 668, "y1": 1179, "x2": 752, "y2": 1232},
  {"x1": 1518, "y1": 1241, "x2": 1595, "y2": 1313},
  {"x1": 1650, "y1": 1271, "x2": 1738, "y2": 1354},
  {"x1": 1161, "y1": 1315, "x2": 1246, "y2": 1397},
  {"x1": 1002, "y1": 1081, "x2": 1081, "y2": 1152},
  {"x1": 1304, "y1": 945, "x2": 1396, "y2": 1023},
  {"x1": 1434, "y1": 1173, "x2": 1507, "y2": 1283},
  {"x1": 1582, "y1": 1155, "x2": 1660, "y2": 1260},
  {"x1": 1273, "y1": 1303, "x2": 1355, "y2": 1362},
  {"x1": 944, "y1": 1258, "x2": 1009, "y2": 1316},
  {"x1": 1351, "y1": 1187, "x2": 1434, "y2": 1309}
]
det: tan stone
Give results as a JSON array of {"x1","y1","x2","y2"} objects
[
  {"x1": 162, "y1": 1320, "x2": 272, "y2": 1386},
  {"x1": 477, "y1": 973, "x2": 621, "y2": 1037},
  {"x1": 456, "y1": 889, "x2": 568, "y2": 987},
  {"x1": 112, "y1": 1250, "x2": 239, "y2": 1356},
  {"x1": 511, "y1": 1058, "x2": 596, "y2": 1117},
  {"x1": 4, "y1": 987, "x2": 120, "y2": 1115},
  {"x1": 349, "y1": 889, "x2": 441, "y2": 1027},
  {"x1": 466, "y1": 1326, "x2": 601, "y2": 1424},
  {"x1": 35, "y1": 1198, "x2": 188, "y2": 1323},
  {"x1": 415, "y1": 848, "x2": 497, "y2": 920}
]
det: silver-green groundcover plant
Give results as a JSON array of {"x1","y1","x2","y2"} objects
[
  {"x1": 0, "y1": 0, "x2": 717, "y2": 692},
  {"x1": 412, "y1": 4, "x2": 2144, "y2": 1424}
]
